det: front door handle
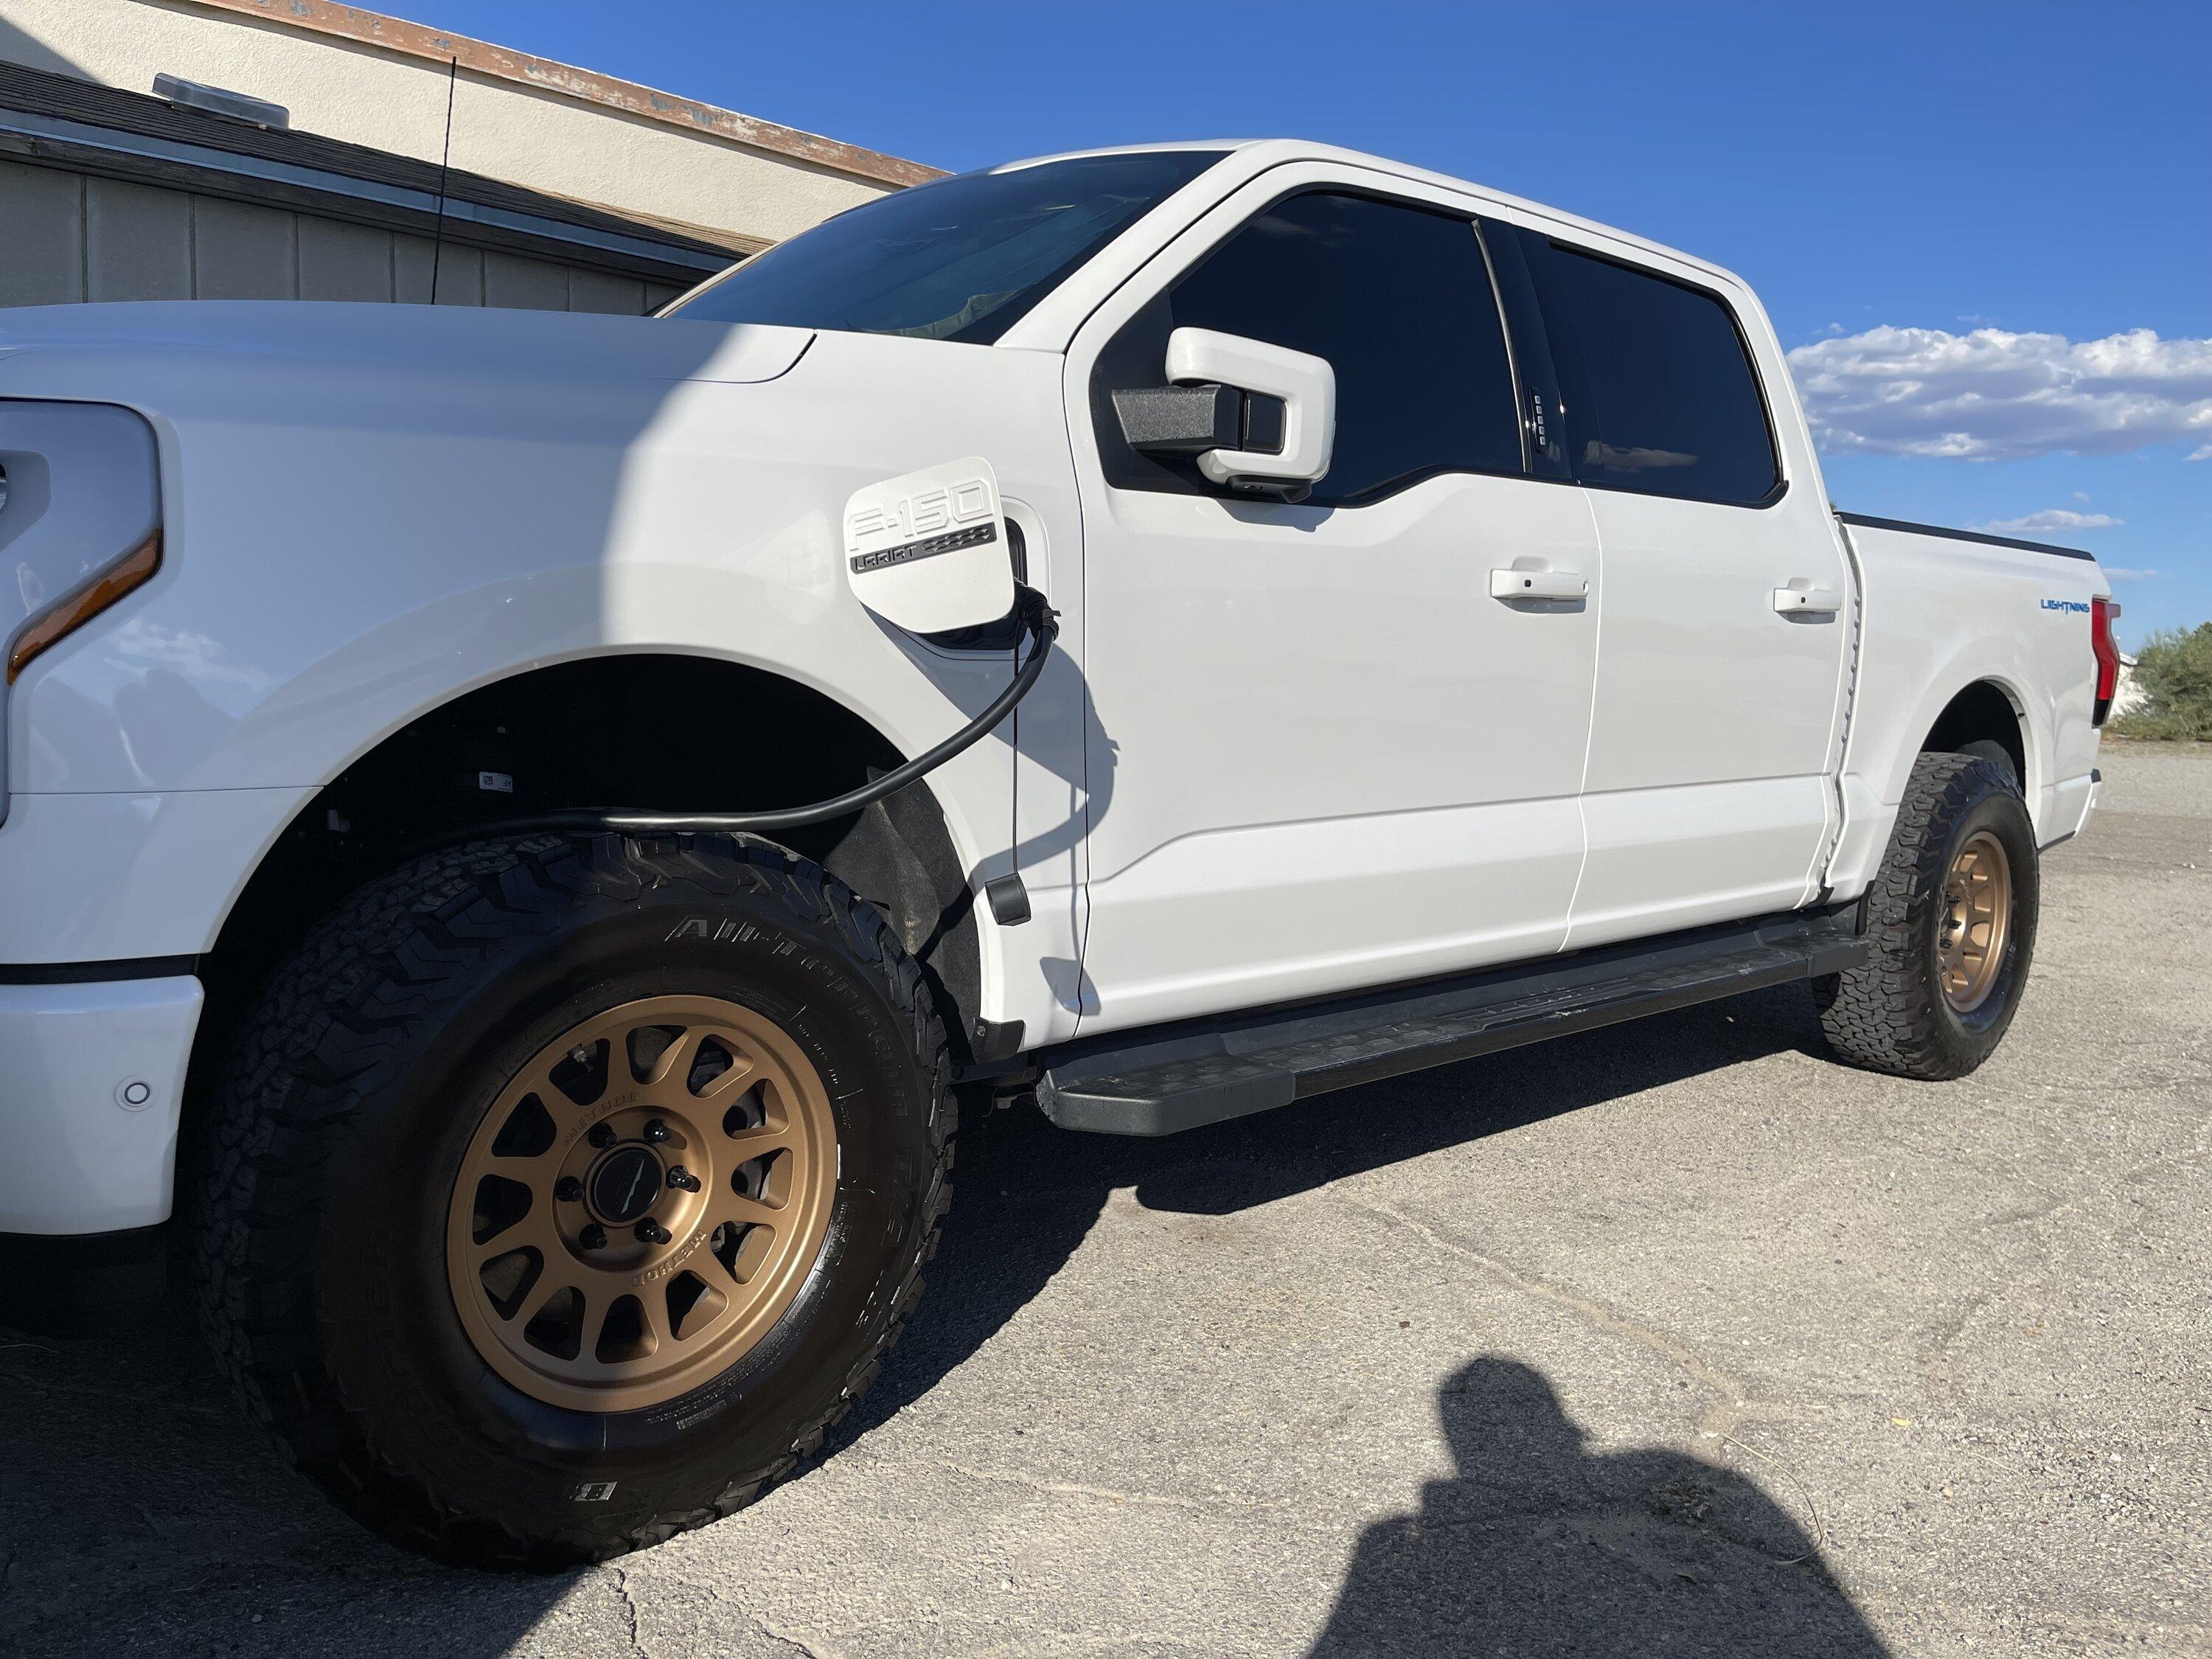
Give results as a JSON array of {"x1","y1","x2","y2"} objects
[
  {"x1": 1773, "y1": 585, "x2": 1844, "y2": 616},
  {"x1": 1491, "y1": 568, "x2": 1588, "y2": 602}
]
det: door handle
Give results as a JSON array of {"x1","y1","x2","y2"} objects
[
  {"x1": 1491, "y1": 568, "x2": 1588, "y2": 602},
  {"x1": 1773, "y1": 585, "x2": 1843, "y2": 616}
]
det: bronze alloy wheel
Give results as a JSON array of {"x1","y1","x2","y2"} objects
[
  {"x1": 445, "y1": 995, "x2": 839, "y2": 1413},
  {"x1": 1936, "y1": 830, "x2": 2013, "y2": 1014},
  {"x1": 1817, "y1": 751, "x2": 2039, "y2": 1080},
  {"x1": 205, "y1": 833, "x2": 953, "y2": 1568}
]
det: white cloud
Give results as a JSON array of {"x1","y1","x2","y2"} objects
[
  {"x1": 1785, "y1": 326, "x2": 2212, "y2": 460},
  {"x1": 2102, "y1": 567, "x2": 2160, "y2": 582},
  {"x1": 1971, "y1": 509, "x2": 2122, "y2": 534}
]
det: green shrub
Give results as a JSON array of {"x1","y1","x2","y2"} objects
[{"x1": 2111, "y1": 622, "x2": 2212, "y2": 741}]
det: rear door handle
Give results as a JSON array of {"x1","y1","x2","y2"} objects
[
  {"x1": 1773, "y1": 585, "x2": 1843, "y2": 616},
  {"x1": 1491, "y1": 568, "x2": 1588, "y2": 602}
]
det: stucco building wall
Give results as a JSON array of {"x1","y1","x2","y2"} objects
[{"x1": 0, "y1": 0, "x2": 934, "y2": 269}]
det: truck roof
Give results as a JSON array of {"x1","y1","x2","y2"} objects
[{"x1": 986, "y1": 139, "x2": 1750, "y2": 296}]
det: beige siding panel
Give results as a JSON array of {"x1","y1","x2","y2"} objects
[
  {"x1": 434, "y1": 246, "x2": 484, "y2": 306},
  {"x1": 191, "y1": 197, "x2": 299, "y2": 300},
  {"x1": 85, "y1": 177, "x2": 191, "y2": 302},
  {"x1": 297, "y1": 217, "x2": 394, "y2": 302},
  {"x1": 392, "y1": 234, "x2": 435, "y2": 305},
  {"x1": 567, "y1": 269, "x2": 647, "y2": 316},
  {"x1": 13, "y1": 161, "x2": 688, "y2": 316},
  {"x1": 0, "y1": 161, "x2": 86, "y2": 308},
  {"x1": 483, "y1": 251, "x2": 571, "y2": 312},
  {"x1": 394, "y1": 236, "x2": 484, "y2": 306}
]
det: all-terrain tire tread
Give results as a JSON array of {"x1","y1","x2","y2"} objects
[
  {"x1": 195, "y1": 832, "x2": 952, "y2": 1569},
  {"x1": 1817, "y1": 753, "x2": 2012, "y2": 1079}
]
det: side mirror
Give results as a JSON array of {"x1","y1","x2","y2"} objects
[
  {"x1": 842, "y1": 456, "x2": 1018, "y2": 636},
  {"x1": 1113, "y1": 327, "x2": 1335, "y2": 501}
]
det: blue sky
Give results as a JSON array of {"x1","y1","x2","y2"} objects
[{"x1": 427, "y1": 0, "x2": 2208, "y2": 644}]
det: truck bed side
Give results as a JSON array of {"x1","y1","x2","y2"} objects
[{"x1": 1826, "y1": 513, "x2": 2108, "y2": 899}]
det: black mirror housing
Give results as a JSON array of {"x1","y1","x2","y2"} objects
[
  {"x1": 1113, "y1": 383, "x2": 1291, "y2": 464},
  {"x1": 1112, "y1": 383, "x2": 1241, "y2": 456}
]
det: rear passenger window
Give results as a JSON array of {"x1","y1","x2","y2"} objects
[
  {"x1": 1095, "y1": 192, "x2": 1522, "y2": 505},
  {"x1": 1521, "y1": 236, "x2": 1779, "y2": 507}
]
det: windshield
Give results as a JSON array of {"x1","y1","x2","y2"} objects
[{"x1": 664, "y1": 150, "x2": 1227, "y2": 344}]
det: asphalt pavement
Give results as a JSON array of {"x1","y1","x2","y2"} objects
[{"x1": 3, "y1": 740, "x2": 2206, "y2": 1657}]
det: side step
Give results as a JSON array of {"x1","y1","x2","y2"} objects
[{"x1": 1037, "y1": 907, "x2": 1865, "y2": 1136}]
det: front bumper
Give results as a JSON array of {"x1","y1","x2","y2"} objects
[{"x1": 0, "y1": 974, "x2": 201, "y2": 1234}]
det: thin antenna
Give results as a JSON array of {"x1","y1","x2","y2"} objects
[{"x1": 427, "y1": 54, "x2": 458, "y2": 304}]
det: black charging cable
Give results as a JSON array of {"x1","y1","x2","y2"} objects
[{"x1": 442, "y1": 585, "x2": 1059, "y2": 847}]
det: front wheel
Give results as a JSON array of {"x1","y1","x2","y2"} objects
[
  {"x1": 1816, "y1": 752, "x2": 2040, "y2": 1079},
  {"x1": 198, "y1": 833, "x2": 952, "y2": 1568}
]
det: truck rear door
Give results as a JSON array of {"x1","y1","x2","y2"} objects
[{"x1": 1488, "y1": 222, "x2": 1854, "y2": 949}]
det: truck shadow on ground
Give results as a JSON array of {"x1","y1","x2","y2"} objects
[
  {"x1": 0, "y1": 983, "x2": 1865, "y2": 1655},
  {"x1": 846, "y1": 978, "x2": 1888, "y2": 1655},
  {"x1": 852, "y1": 981, "x2": 1836, "y2": 1435}
]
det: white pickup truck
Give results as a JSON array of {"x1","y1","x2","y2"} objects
[{"x1": 0, "y1": 141, "x2": 2117, "y2": 1566}]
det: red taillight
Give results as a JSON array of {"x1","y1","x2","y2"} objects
[{"x1": 2090, "y1": 597, "x2": 2121, "y2": 726}]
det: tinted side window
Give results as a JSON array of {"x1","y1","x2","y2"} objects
[
  {"x1": 1096, "y1": 192, "x2": 1521, "y2": 506},
  {"x1": 1521, "y1": 236, "x2": 1779, "y2": 507}
]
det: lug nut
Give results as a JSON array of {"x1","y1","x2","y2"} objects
[
  {"x1": 642, "y1": 1118, "x2": 671, "y2": 1144},
  {"x1": 554, "y1": 1176, "x2": 583, "y2": 1202},
  {"x1": 586, "y1": 1122, "x2": 616, "y2": 1149},
  {"x1": 634, "y1": 1218, "x2": 671, "y2": 1245},
  {"x1": 579, "y1": 1222, "x2": 608, "y2": 1251},
  {"x1": 666, "y1": 1165, "x2": 700, "y2": 1193}
]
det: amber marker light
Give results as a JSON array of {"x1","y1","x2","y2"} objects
[{"x1": 6, "y1": 529, "x2": 163, "y2": 685}]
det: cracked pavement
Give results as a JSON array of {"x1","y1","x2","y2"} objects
[{"x1": 3, "y1": 742, "x2": 2207, "y2": 1656}]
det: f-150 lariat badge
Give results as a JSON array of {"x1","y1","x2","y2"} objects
[{"x1": 843, "y1": 457, "x2": 1015, "y2": 636}]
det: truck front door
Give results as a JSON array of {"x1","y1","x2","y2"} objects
[{"x1": 1063, "y1": 169, "x2": 1604, "y2": 1037}]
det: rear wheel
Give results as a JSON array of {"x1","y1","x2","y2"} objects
[
  {"x1": 1816, "y1": 752, "x2": 2039, "y2": 1079},
  {"x1": 199, "y1": 832, "x2": 951, "y2": 1568}
]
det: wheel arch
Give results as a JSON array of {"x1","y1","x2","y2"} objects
[
  {"x1": 187, "y1": 651, "x2": 991, "y2": 1154},
  {"x1": 1921, "y1": 678, "x2": 2030, "y2": 790},
  {"x1": 1831, "y1": 663, "x2": 2047, "y2": 901}
]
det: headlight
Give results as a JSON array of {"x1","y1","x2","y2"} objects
[{"x1": 0, "y1": 400, "x2": 161, "y2": 822}]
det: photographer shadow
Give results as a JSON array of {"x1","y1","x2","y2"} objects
[{"x1": 1311, "y1": 1356, "x2": 1888, "y2": 1657}]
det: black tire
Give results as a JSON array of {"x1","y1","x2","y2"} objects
[
  {"x1": 198, "y1": 832, "x2": 952, "y2": 1569},
  {"x1": 1955, "y1": 737, "x2": 2020, "y2": 789},
  {"x1": 1815, "y1": 753, "x2": 2039, "y2": 1079}
]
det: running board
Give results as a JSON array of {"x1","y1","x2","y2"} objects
[{"x1": 1036, "y1": 907, "x2": 1865, "y2": 1137}]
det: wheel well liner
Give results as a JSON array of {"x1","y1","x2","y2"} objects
[
  {"x1": 191, "y1": 655, "x2": 989, "y2": 1133},
  {"x1": 1921, "y1": 680, "x2": 2026, "y2": 787}
]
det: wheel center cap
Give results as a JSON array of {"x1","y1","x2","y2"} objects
[{"x1": 588, "y1": 1144, "x2": 663, "y2": 1225}]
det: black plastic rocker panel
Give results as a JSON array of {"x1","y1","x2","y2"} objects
[{"x1": 1036, "y1": 906, "x2": 1865, "y2": 1137}]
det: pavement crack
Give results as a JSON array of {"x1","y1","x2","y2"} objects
[
  {"x1": 749, "y1": 1618, "x2": 835, "y2": 1658},
  {"x1": 611, "y1": 1563, "x2": 649, "y2": 1658},
  {"x1": 874, "y1": 1450, "x2": 1290, "y2": 1517},
  {"x1": 707, "y1": 1588, "x2": 838, "y2": 1658},
  {"x1": 1353, "y1": 1199, "x2": 1795, "y2": 1438}
]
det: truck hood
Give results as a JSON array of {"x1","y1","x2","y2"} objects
[{"x1": 0, "y1": 301, "x2": 815, "y2": 401}]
